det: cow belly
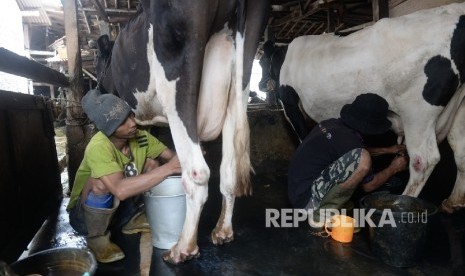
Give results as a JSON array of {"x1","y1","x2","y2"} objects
[{"x1": 197, "y1": 31, "x2": 234, "y2": 141}]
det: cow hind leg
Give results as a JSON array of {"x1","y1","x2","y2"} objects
[
  {"x1": 211, "y1": 38, "x2": 252, "y2": 245},
  {"x1": 443, "y1": 99, "x2": 465, "y2": 212},
  {"x1": 211, "y1": 93, "x2": 240, "y2": 245}
]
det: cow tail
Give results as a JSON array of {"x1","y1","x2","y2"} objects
[{"x1": 233, "y1": 0, "x2": 252, "y2": 197}]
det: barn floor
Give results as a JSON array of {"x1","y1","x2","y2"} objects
[
  {"x1": 21, "y1": 171, "x2": 465, "y2": 276},
  {"x1": 15, "y1": 119, "x2": 465, "y2": 275}
]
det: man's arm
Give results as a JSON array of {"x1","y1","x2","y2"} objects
[
  {"x1": 143, "y1": 148, "x2": 177, "y2": 173},
  {"x1": 361, "y1": 154, "x2": 408, "y2": 192},
  {"x1": 158, "y1": 148, "x2": 177, "y2": 162},
  {"x1": 98, "y1": 154, "x2": 181, "y2": 200}
]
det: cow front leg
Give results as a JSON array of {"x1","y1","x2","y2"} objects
[
  {"x1": 443, "y1": 100, "x2": 465, "y2": 213},
  {"x1": 159, "y1": 120, "x2": 209, "y2": 264},
  {"x1": 402, "y1": 124, "x2": 440, "y2": 197},
  {"x1": 155, "y1": 96, "x2": 209, "y2": 263},
  {"x1": 278, "y1": 85, "x2": 310, "y2": 142},
  {"x1": 163, "y1": 176, "x2": 208, "y2": 264},
  {"x1": 152, "y1": 70, "x2": 210, "y2": 263}
]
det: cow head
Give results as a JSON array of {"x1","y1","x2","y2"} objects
[{"x1": 93, "y1": 34, "x2": 116, "y2": 95}]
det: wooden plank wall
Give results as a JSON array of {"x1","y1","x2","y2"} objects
[{"x1": 0, "y1": 90, "x2": 62, "y2": 263}]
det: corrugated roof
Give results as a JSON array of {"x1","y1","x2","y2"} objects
[
  {"x1": 16, "y1": 0, "x2": 51, "y2": 26},
  {"x1": 16, "y1": 0, "x2": 42, "y2": 9}
]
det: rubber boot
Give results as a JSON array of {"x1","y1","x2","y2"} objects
[
  {"x1": 122, "y1": 210, "x2": 150, "y2": 234},
  {"x1": 87, "y1": 232, "x2": 125, "y2": 263},
  {"x1": 84, "y1": 199, "x2": 125, "y2": 263},
  {"x1": 310, "y1": 185, "x2": 356, "y2": 229}
]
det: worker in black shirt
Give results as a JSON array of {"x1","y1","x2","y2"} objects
[{"x1": 288, "y1": 93, "x2": 408, "y2": 229}]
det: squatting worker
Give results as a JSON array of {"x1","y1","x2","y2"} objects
[
  {"x1": 287, "y1": 93, "x2": 408, "y2": 230},
  {"x1": 66, "y1": 89, "x2": 181, "y2": 263}
]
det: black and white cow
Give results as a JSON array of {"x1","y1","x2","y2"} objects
[
  {"x1": 278, "y1": 3, "x2": 465, "y2": 211},
  {"x1": 95, "y1": 0, "x2": 269, "y2": 264},
  {"x1": 259, "y1": 43, "x2": 313, "y2": 141}
]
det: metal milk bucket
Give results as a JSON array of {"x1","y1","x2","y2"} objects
[{"x1": 144, "y1": 175, "x2": 186, "y2": 249}]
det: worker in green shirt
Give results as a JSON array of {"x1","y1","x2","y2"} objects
[{"x1": 67, "y1": 89, "x2": 181, "y2": 263}]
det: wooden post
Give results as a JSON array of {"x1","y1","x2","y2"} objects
[
  {"x1": 63, "y1": 0, "x2": 93, "y2": 193},
  {"x1": 264, "y1": 25, "x2": 274, "y2": 42},
  {"x1": 50, "y1": 85, "x2": 55, "y2": 98},
  {"x1": 326, "y1": 8, "x2": 335, "y2": 33},
  {"x1": 372, "y1": 0, "x2": 390, "y2": 21}
]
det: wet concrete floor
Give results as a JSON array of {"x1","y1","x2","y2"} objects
[{"x1": 21, "y1": 169, "x2": 465, "y2": 276}]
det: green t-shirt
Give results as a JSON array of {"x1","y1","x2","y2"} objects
[{"x1": 67, "y1": 129, "x2": 167, "y2": 211}]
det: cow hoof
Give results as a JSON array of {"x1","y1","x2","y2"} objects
[
  {"x1": 440, "y1": 199, "x2": 465, "y2": 214},
  {"x1": 213, "y1": 236, "x2": 234, "y2": 245},
  {"x1": 211, "y1": 229, "x2": 234, "y2": 245},
  {"x1": 162, "y1": 247, "x2": 200, "y2": 264},
  {"x1": 440, "y1": 200, "x2": 454, "y2": 214}
]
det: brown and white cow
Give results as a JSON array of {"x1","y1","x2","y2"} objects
[
  {"x1": 279, "y1": 3, "x2": 465, "y2": 211},
  {"x1": 96, "y1": 0, "x2": 269, "y2": 264}
]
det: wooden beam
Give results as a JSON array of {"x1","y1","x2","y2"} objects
[
  {"x1": 77, "y1": 0, "x2": 91, "y2": 34},
  {"x1": 295, "y1": 21, "x2": 308, "y2": 36},
  {"x1": 284, "y1": 21, "x2": 299, "y2": 38},
  {"x1": 274, "y1": 6, "x2": 322, "y2": 27},
  {"x1": 302, "y1": 22, "x2": 316, "y2": 35},
  {"x1": 334, "y1": 23, "x2": 347, "y2": 32},
  {"x1": 304, "y1": 0, "x2": 320, "y2": 12},
  {"x1": 29, "y1": 50, "x2": 55, "y2": 56},
  {"x1": 303, "y1": 0, "x2": 313, "y2": 11},
  {"x1": 276, "y1": 22, "x2": 290, "y2": 38},
  {"x1": 313, "y1": 22, "x2": 326, "y2": 35},
  {"x1": 107, "y1": 16, "x2": 133, "y2": 24},
  {"x1": 82, "y1": 68, "x2": 97, "y2": 81},
  {"x1": 89, "y1": 0, "x2": 110, "y2": 22},
  {"x1": 81, "y1": 7, "x2": 137, "y2": 14},
  {"x1": 0, "y1": 48, "x2": 69, "y2": 87}
]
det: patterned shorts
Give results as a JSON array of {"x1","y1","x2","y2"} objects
[{"x1": 308, "y1": 148, "x2": 362, "y2": 208}]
